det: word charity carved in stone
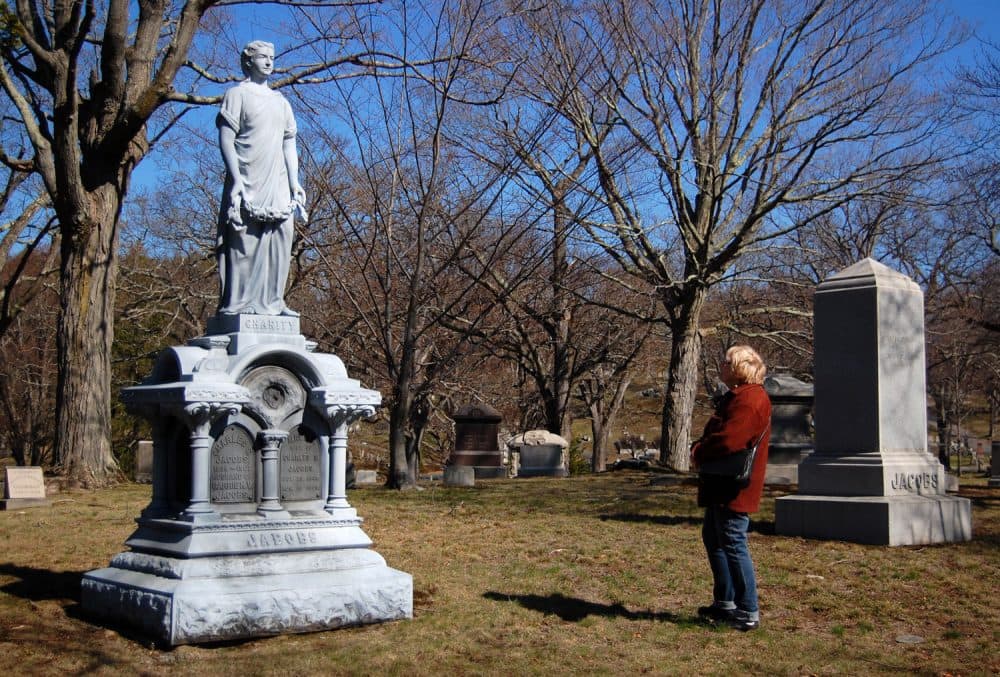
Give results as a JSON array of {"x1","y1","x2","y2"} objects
[
  {"x1": 243, "y1": 317, "x2": 298, "y2": 333},
  {"x1": 211, "y1": 425, "x2": 256, "y2": 503},
  {"x1": 280, "y1": 426, "x2": 322, "y2": 500}
]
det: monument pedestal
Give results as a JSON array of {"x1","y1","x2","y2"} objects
[
  {"x1": 775, "y1": 494, "x2": 972, "y2": 546},
  {"x1": 83, "y1": 548, "x2": 411, "y2": 645},
  {"x1": 82, "y1": 315, "x2": 411, "y2": 644},
  {"x1": 775, "y1": 259, "x2": 971, "y2": 546}
]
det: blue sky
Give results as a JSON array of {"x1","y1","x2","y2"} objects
[{"x1": 129, "y1": 2, "x2": 1000, "y2": 194}]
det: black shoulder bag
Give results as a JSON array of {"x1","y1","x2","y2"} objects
[{"x1": 697, "y1": 427, "x2": 768, "y2": 488}]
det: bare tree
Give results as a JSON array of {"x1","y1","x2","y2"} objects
[
  {"x1": 299, "y1": 0, "x2": 529, "y2": 488},
  {"x1": 957, "y1": 40, "x2": 1000, "y2": 257},
  {"x1": 518, "y1": 0, "x2": 961, "y2": 469}
]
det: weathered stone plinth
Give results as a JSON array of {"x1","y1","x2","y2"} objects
[
  {"x1": 775, "y1": 260, "x2": 971, "y2": 546},
  {"x1": 82, "y1": 314, "x2": 411, "y2": 644}
]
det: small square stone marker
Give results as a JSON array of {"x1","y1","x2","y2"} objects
[{"x1": 1, "y1": 466, "x2": 50, "y2": 510}]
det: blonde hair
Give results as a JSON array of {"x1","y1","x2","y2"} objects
[
  {"x1": 726, "y1": 345, "x2": 766, "y2": 385},
  {"x1": 240, "y1": 40, "x2": 275, "y2": 77}
]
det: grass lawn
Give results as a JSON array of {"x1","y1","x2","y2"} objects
[{"x1": 1, "y1": 472, "x2": 997, "y2": 675}]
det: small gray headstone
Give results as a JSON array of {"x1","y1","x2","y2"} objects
[
  {"x1": 1, "y1": 466, "x2": 50, "y2": 510},
  {"x1": 444, "y1": 465, "x2": 475, "y2": 487},
  {"x1": 134, "y1": 440, "x2": 153, "y2": 484},
  {"x1": 990, "y1": 441, "x2": 1000, "y2": 489},
  {"x1": 355, "y1": 470, "x2": 378, "y2": 485}
]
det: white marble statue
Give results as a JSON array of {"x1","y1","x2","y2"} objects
[{"x1": 216, "y1": 40, "x2": 307, "y2": 317}]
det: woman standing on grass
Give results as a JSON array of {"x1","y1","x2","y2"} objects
[{"x1": 690, "y1": 345, "x2": 771, "y2": 631}]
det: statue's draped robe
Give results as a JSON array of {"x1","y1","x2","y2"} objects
[{"x1": 216, "y1": 81, "x2": 297, "y2": 316}]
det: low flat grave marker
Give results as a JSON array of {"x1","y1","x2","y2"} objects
[{"x1": 1, "y1": 466, "x2": 50, "y2": 510}]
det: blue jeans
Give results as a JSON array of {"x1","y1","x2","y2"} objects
[{"x1": 702, "y1": 505, "x2": 758, "y2": 616}]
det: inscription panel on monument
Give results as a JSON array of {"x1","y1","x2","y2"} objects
[
  {"x1": 280, "y1": 426, "x2": 322, "y2": 500},
  {"x1": 456, "y1": 423, "x2": 499, "y2": 451},
  {"x1": 211, "y1": 425, "x2": 256, "y2": 503}
]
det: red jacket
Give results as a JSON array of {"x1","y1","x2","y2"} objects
[{"x1": 691, "y1": 383, "x2": 771, "y2": 513}]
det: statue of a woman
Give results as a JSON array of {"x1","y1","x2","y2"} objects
[{"x1": 216, "y1": 40, "x2": 306, "y2": 317}]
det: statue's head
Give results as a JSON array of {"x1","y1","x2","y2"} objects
[{"x1": 240, "y1": 40, "x2": 276, "y2": 77}]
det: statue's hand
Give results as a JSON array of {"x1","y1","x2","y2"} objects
[
  {"x1": 290, "y1": 185, "x2": 309, "y2": 223},
  {"x1": 227, "y1": 187, "x2": 246, "y2": 231}
]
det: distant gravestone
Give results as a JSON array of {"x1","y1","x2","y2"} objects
[
  {"x1": 775, "y1": 259, "x2": 972, "y2": 545},
  {"x1": 443, "y1": 465, "x2": 475, "y2": 487},
  {"x1": 354, "y1": 469, "x2": 378, "y2": 485},
  {"x1": 990, "y1": 441, "x2": 1000, "y2": 489},
  {"x1": 134, "y1": 440, "x2": 153, "y2": 484},
  {"x1": 450, "y1": 404, "x2": 506, "y2": 479},
  {"x1": 508, "y1": 430, "x2": 568, "y2": 478},
  {"x1": 1, "y1": 466, "x2": 50, "y2": 510},
  {"x1": 763, "y1": 375, "x2": 814, "y2": 485}
]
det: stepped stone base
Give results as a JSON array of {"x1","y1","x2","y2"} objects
[
  {"x1": 81, "y1": 549, "x2": 412, "y2": 645},
  {"x1": 775, "y1": 493, "x2": 972, "y2": 546}
]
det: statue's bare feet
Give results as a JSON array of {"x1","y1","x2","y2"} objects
[{"x1": 279, "y1": 306, "x2": 299, "y2": 317}]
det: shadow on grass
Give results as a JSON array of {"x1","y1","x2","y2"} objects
[
  {"x1": 483, "y1": 591, "x2": 711, "y2": 627},
  {"x1": 599, "y1": 512, "x2": 702, "y2": 527},
  {"x1": 0, "y1": 563, "x2": 83, "y2": 603}
]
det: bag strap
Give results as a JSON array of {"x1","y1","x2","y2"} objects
[{"x1": 748, "y1": 426, "x2": 768, "y2": 451}]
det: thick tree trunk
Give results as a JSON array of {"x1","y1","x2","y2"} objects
[
  {"x1": 590, "y1": 414, "x2": 609, "y2": 472},
  {"x1": 659, "y1": 289, "x2": 707, "y2": 471},
  {"x1": 53, "y1": 191, "x2": 123, "y2": 487},
  {"x1": 387, "y1": 399, "x2": 417, "y2": 489},
  {"x1": 542, "y1": 387, "x2": 570, "y2": 440}
]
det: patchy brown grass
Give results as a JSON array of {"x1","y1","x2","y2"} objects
[{"x1": 1, "y1": 473, "x2": 998, "y2": 676}]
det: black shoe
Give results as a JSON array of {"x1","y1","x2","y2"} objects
[
  {"x1": 697, "y1": 605, "x2": 736, "y2": 622},
  {"x1": 728, "y1": 617, "x2": 760, "y2": 632}
]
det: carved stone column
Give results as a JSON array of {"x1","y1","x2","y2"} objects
[
  {"x1": 177, "y1": 401, "x2": 242, "y2": 521},
  {"x1": 328, "y1": 415, "x2": 350, "y2": 511},
  {"x1": 144, "y1": 418, "x2": 170, "y2": 517},
  {"x1": 258, "y1": 429, "x2": 290, "y2": 518},
  {"x1": 309, "y1": 388, "x2": 381, "y2": 517}
]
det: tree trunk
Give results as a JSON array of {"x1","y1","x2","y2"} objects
[
  {"x1": 659, "y1": 289, "x2": 707, "y2": 471},
  {"x1": 53, "y1": 191, "x2": 123, "y2": 487},
  {"x1": 387, "y1": 397, "x2": 417, "y2": 489},
  {"x1": 590, "y1": 413, "x2": 609, "y2": 472},
  {"x1": 542, "y1": 387, "x2": 570, "y2": 439},
  {"x1": 932, "y1": 390, "x2": 951, "y2": 470}
]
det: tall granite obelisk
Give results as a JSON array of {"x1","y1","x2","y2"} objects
[{"x1": 775, "y1": 259, "x2": 972, "y2": 546}]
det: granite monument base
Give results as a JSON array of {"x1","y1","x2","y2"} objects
[
  {"x1": 82, "y1": 548, "x2": 412, "y2": 645},
  {"x1": 83, "y1": 313, "x2": 410, "y2": 644},
  {"x1": 775, "y1": 493, "x2": 972, "y2": 546}
]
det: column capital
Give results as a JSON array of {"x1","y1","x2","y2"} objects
[{"x1": 309, "y1": 387, "x2": 381, "y2": 429}]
